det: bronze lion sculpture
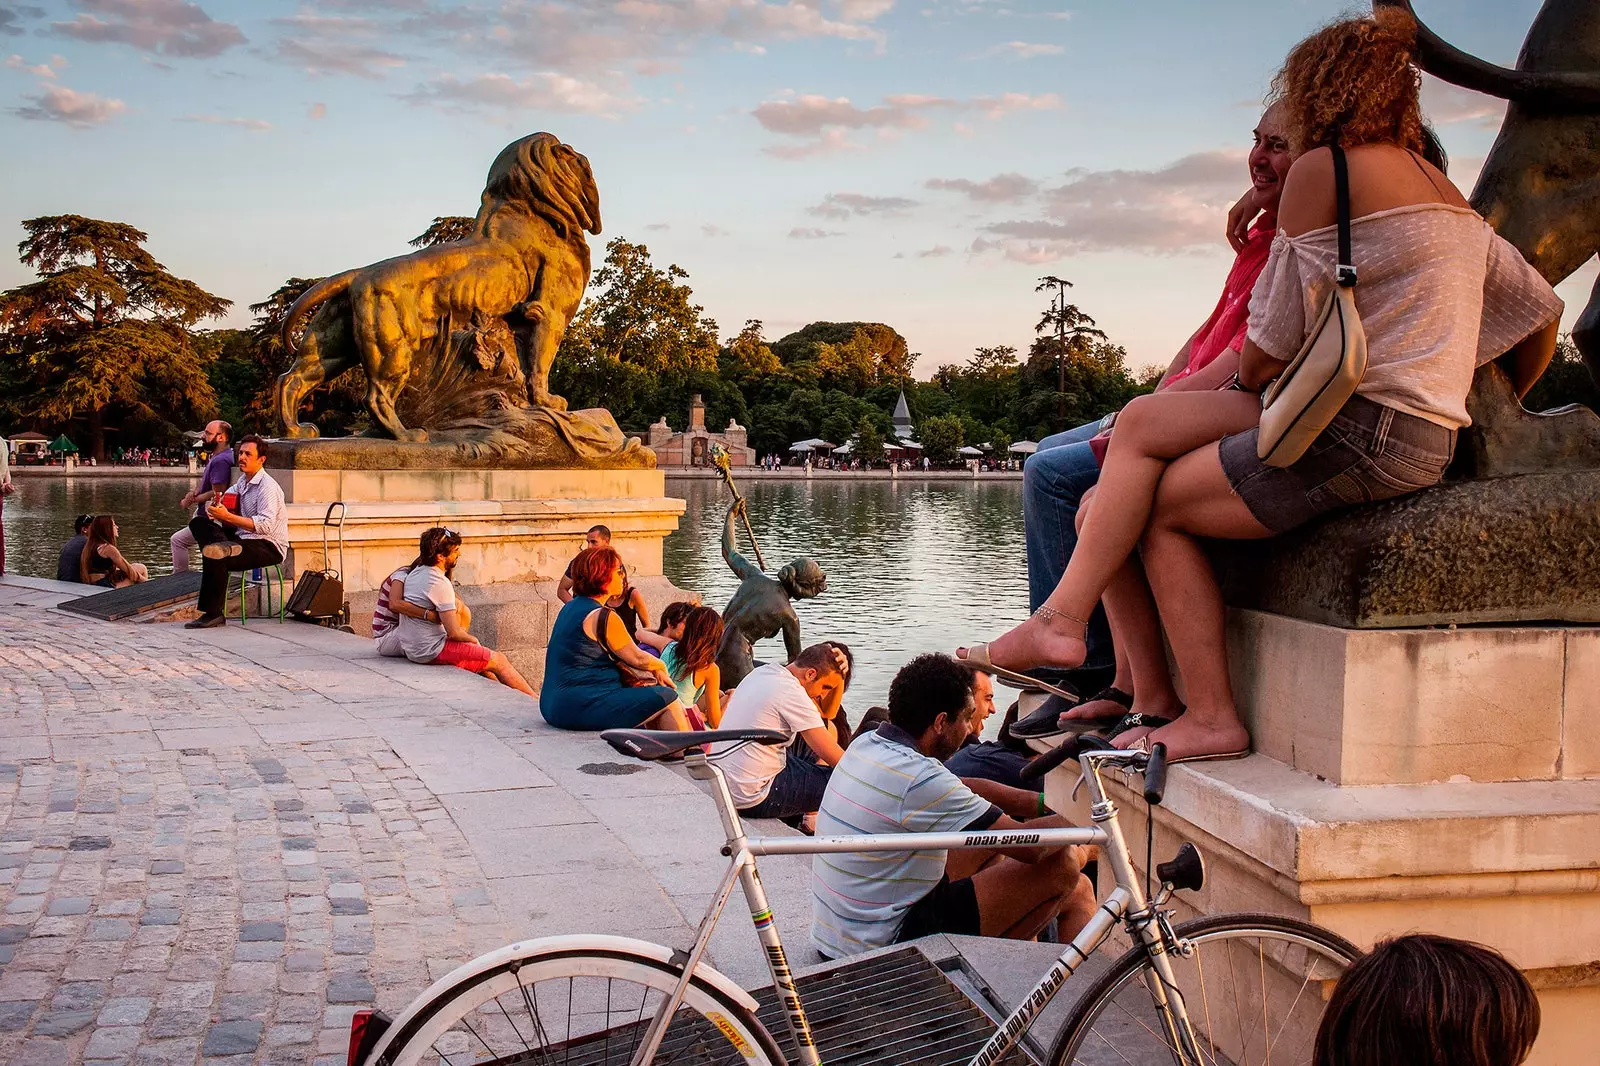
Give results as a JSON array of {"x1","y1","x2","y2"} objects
[{"x1": 276, "y1": 132, "x2": 602, "y2": 441}]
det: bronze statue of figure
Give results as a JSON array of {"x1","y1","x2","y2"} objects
[
  {"x1": 276, "y1": 133, "x2": 601, "y2": 441},
  {"x1": 715, "y1": 498, "x2": 827, "y2": 688}
]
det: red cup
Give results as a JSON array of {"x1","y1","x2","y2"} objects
[{"x1": 221, "y1": 492, "x2": 239, "y2": 511}]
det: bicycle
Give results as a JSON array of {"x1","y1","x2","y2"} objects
[{"x1": 349, "y1": 727, "x2": 1360, "y2": 1066}]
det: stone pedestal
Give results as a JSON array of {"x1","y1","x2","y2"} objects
[
  {"x1": 1034, "y1": 609, "x2": 1600, "y2": 1066},
  {"x1": 268, "y1": 462, "x2": 688, "y2": 686}
]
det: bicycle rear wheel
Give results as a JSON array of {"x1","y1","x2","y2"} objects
[
  {"x1": 1048, "y1": 912, "x2": 1359, "y2": 1066},
  {"x1": 368, "y1": 945, "x2": 786, "y2": 1066}
]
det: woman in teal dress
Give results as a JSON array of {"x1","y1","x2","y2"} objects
[{"x1": 540, "y1": 546, "x2": 690, "y2": 732}]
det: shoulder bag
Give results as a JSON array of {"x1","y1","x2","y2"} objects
[
  {"x1": 1256, "y1": 144, "x2": 1368, "y2": 468},
  {"x1": 595, "y1": 605, "x2": 660, "y2": 688}
]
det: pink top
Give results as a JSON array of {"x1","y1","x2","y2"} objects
[
  {"x1": 1248, "y1": 204, "x2": 1563, "y2": 429},
  {"x1": 1168, "y1": 222, "x2": 1276, "y2": 384}
]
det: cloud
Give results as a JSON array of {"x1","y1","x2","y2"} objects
[
  {"x1": 984, "y1": 41, "x2": 1062, "y2": 59},
  {"x1": 925, "y1": 172, "x2": 1038, "y2": 203},
  {"x1": 917, "y1": 244, "x2": 954, "y2": 257},
  {"x1": 402, "y1": 71, "x2": 637, "y2": 116},
  {"x1": 788, "y1": 226, "x2": 844, "y2": 239},
  {"x1": 0, "y1": 5, "x2": 46, "y2": 38},
  {"x1": 52, "y1": 0, "x2": 244, "y2": 59},
  {"x1": 808, "y1": 192, "x2": 918, "y2": 219},
  {"x1": 974, "y1": 149, "x2": 1247, "y2": 261},
  {"x1": 307, "y1": 101, "x2": 326, "y2": 119},
  {"x1": 1422, "y1": 74, "x2": 1506, "y2": 131},
  {"x1": 269, "y1": 15, "x2": 406, "y2": 78},
  {"x1": 6, "y1": 53, "x2": 59, "y2": 77},
  {"x1": 701, "y1": 222, "x2": 730, "y2": 237},
  {"x1": 644, "y1": 222, "x2": 672, "y2": 231},
  {"x1": 14, "y1": 82, "x2": 126, "y2": 126},
  {"x1": 182, "y1": 112, "x2": 271, "y2": 131},
  {"x1": 755, "y1": 89, "x2": 1059, "y2": 157}
]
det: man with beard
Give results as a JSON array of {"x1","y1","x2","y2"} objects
[
  {"x1": 811, "y1": 653, "x2": 1095, "y2": 959},
  {"x1": 395, "y1": 526, "x2": 534, "y2": 695}
]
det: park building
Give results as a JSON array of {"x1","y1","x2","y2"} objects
[{"x1": 646, "y1": 393, "x2": 756, "y2": 468}]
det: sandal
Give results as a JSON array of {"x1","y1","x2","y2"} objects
[
  {"x1": 955, "y1": 643, "x2": 1080, "y2": 705},
  {"x1": 1095, "y1": 710, "x2": 1180, "y2": 743},
  {"x1": 1011, "y1": 687, "x2": 1131, "y2": 741},
  {"x1": 1126, "y1": 735, "x2": 1251, "y2": 765}
]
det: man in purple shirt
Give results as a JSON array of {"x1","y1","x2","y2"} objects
[{"x1": 169, "y1": 420, "x2": 234, "y2": 572}]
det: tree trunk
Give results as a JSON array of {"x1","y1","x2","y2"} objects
[{"x1": 89, "y1": 405, "x2": 105, "y2": 463}]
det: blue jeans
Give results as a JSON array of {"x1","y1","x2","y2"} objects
[
  {"x1": 1022, "y1": 421, "x2": 1114, "y2": 672},
  {"x1": 740, "y1": 753, "x2": 832, "y2": 819}
]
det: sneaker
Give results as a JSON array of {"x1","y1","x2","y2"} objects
[
  {"x1": 184, "y1": 614, "x2": 226, "y2": 629},
  {"x1": 202, "y1": 542, "x2": 244, "y2": 560}
]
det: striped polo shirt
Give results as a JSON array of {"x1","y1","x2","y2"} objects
[{"x1": 811, "y1": 723, "x2": 1000, "y2": 958}]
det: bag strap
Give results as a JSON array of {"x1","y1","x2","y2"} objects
[
  {"x1": 593, "y1": 605, "x2": 625, "y2": 665},
  {"x1": 1333, "y1": 144, "x2": 1356, "y2": 289}
]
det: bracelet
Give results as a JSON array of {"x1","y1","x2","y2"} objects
[{"x1": 1036, "y1": 791, "x2": 1047, "y2": 817}]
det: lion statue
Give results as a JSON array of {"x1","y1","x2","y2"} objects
[{"x1": 276, "y1": 132, "x2": 602, "y2": 441}]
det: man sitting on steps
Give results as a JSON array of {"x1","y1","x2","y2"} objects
[{"x1": 811, "y1": 653, "x2": 1096, "y2": 958}]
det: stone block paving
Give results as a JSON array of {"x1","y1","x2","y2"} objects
[{"x1": 0, "y1": 609, "x2": 517, "y2": 1066}]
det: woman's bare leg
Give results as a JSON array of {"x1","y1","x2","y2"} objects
[
  {"x1": 1117, "y1": 443, "x2": 1270, "y2": 760},
  {"x1": 968, "y1": 391, "x2": 1261, "y2": 672},
  {"x1": 645, "y1": 699, "x2": 691, "y2": 732}
]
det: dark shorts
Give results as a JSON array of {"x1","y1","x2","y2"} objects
[
  {"x1": 894, "y1": 875, "x2": 982, "y2": 942},
  {"x1": 1219, "y1": 394, "x2": 1456, "y2": 534},
  {"x1": 740, "y1": 754, "x2": 832, "y2": 820}
]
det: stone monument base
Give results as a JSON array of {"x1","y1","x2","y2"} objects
[
  {"x1": 266, "y1": 453, "x2": 690, "y2": 681},
  {"x1": 1033, "y1": 609, "x2": 1600, "y2": 1066}
]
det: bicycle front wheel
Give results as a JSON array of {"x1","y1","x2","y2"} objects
[
  {"x1": 1049, "y1": 912, "x2": 1360, "y2": 1066},
  {"x1": 369, "y1": 944, "x2": 787, "y2": 1066}
]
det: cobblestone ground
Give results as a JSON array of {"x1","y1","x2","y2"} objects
[{"x1": 0, "y1": 609, "x2": 513, "y2": 1066}]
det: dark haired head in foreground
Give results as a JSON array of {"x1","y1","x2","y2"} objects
[
  {"x1": 1315, "y1": 933, "x2": 1539, "y2": 1066},
  {"x1": 888, "y1": 653, "x2": 979, "y2": 761}
]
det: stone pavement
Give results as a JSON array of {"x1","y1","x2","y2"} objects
[{"x1": 0, "y1": 575, "x2": 813, "y2": 1066}]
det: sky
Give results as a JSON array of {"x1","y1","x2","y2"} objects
[{"x1": 1, "y1": 0, "x2": 1594, "y2": 379}]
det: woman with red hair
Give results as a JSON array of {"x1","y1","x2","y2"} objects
[{"x1": 540, "y1": 546, "x2": 691, "y2": 732}]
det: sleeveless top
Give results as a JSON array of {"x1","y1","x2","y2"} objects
[
  {"x1": 83, "y1": 544, "x2": 114, "y2": 581},
  {"x1": 606, "y1": 585, "x2": 639, "y2": 639},
  {"x1": 661, "y1": 642, "x2": 706, "y2": 707},
  {"x1": 1247, "y1": 205, "x2": 1563, "y2": 429},
  {"x1": 541, "y1": 597, "x2": 624, "y2": 695}
]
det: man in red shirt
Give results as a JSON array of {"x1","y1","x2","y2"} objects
[{"x1": 1014, "y1": 106, "x2": 1293, "y2": 731}]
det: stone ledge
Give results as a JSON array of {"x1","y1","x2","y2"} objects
[{"x1": 1213, "y1": 469, "x2": 1600, "y2": 628}]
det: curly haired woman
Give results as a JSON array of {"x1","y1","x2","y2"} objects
[{"x1": 962, "y1": 9, "x2": 1563, "y2": 762}]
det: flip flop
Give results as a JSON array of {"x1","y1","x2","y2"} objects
[
  {"x1": 955, "y1": 644, "x2": 1080, "y2": 704},
  {"x1": 1096, "y1": 710, "x2": 1180, "y2": 742},
  {"x1": 1011, "y1": 688, "x2": 1130, "y2": 741},
  {"x1": 1125, "y1": 735, "x2": 1251, "y2": 765}
]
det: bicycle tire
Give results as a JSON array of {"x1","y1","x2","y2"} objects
[
  {"x1": 367, "y1": 943, "x2": 788, "y2": 1066},
  {"x1": 1047, "y1": 912, "x2": 1361, "y2": 1066}
]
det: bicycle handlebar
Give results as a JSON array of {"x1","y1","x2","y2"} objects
[{"x1": 1017, "y1": 737, "x2": 1168, "y2": 804}]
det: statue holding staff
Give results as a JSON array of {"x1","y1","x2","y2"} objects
[{"x1": 714, "y1": 492, "x2": 827, "y2": 689}]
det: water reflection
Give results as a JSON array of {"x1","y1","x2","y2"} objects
[
  {"x1": 4, "y1": 475, "x2": 1031, "y2": 713},
  {"x1": 663, "y1": 477, "x2": 1028, "y2": 712}
]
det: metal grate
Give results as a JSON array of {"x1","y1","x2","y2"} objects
[
  {"x1": 754, "y1": 947, "x2": 1033, "y2": 1066},
  {"x1": 57, "y1": 572, "x2": 203, "y2": 620}
]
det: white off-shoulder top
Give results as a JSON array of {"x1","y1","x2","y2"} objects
[{"x1": 1246, "y1": 204, "x2": 1564, "y2": 429}]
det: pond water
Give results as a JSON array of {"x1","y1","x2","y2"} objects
[{"x1": 3, "y1": 475, "x2": 1030, "y2": 711}]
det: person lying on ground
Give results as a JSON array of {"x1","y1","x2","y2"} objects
[
  {"x1": 556, "y1": 524, "x2": 611, "y2": 603},
  {"x1": 1314, "y1": 934, "x2": 1538, "y2": 1066},
  {"x1": 170, "y1": 420, "x2": 233, "y2": 574},
  {"x1": 57, "y1": 514, "x2": 93, "y2": 584},
  {"x1": 661, "y1": 605, "x2": 726, "y2": 728},
  {"x1": 79, "y1": 515, "x2": 149, "y2": 589},
  {"x1": 964, "y1": 9, "x2": 1563, "y2": 764},
  {"x1": 712, "y1": 642, "x2": 851, "y2": 821},
  {"x1": 811, "y1": 653, "x2": 1095, "y2": 959},
  {"x1": 637, "y1": 599, "x2": 695, "y2": 653},
  {"x1": 1017, "y1": 103, "x2": 1295, "y2": 707},
  {"x1": 394, "y1": 526, "x2": 535, "y2": 696},
  {"x1": 540, "y1": 546, "x2": 691, "y2": 731}
]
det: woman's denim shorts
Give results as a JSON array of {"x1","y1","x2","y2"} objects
[{"x1": 1218, "y1": 394, "x2": 1456, "y2": 534}]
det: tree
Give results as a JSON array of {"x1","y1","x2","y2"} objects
[
  {"x1": 0, "y1": 215, "x2": 230, "y2": 459},
  {"x1": 856, "y1": 416, "x2": 884, "y2": 464},
  {"x1": 920, "y1": 413, "x2": 964, "y2": 463},
  {"x1": 565, "y1": 238, "x2": 719, "y2": 375},
  {"x1": 722, "y1": 319, "x2": 781, "y2": 380},
  {"x1": 1036, "y1": 275, "x2": 1108, "y2": 434},
  {"x1": 771, "y1": 322, "x2": 916, "y2": 383},
  {"x1": 1524, "y1": 334, "x2": 1599, "y2": 414},
  {"x1": 410, "y1": 216, "x2": 475, "y2": 248}
]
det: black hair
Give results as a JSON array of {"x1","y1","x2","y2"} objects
[
  {"x1": 74, "y1": 513, "x2": 95, "y2": 534},
  {"x1": 887, "y1": 653, "x2": 978, "y2": 736},
  {"x1": 1420, "y1": 122, "x2": 1449, "y2": 174},
  {"x1": 587, "y1": 524, "x2": 612, "y2": 539},
  {"x1": 237, "y1": 433, "x2": 268, "y2": 457},
  {"x1": 411, "y1": 526, "x2": 463, "y2": 569}
]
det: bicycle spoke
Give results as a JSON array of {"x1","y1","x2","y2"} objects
[
  {"x1": 1196, "y1": 946, "x2": 1218, "y2": 1066},
  {"x1": 1265, "y1": 969, "x2": 1317, "y2": 1063},
  {"x1": 1224, "y1": 939, "x2": 1249, "y2": 1066},
  {"x1": 1085, "y1": 1022, "x2": 1144, "y2": 1066},
  {"x1": 518, "y1": 974, "x2": 556, "y2": 1063},
  {"x1": 1258, "y1": 942, "x2": 1269, "y2": 1066}
]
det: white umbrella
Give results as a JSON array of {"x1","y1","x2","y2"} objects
[
  {"x1": 1009, "y1": 440, "x2": 1039, "y2": 455},
  {"x1": 788, "y1": 438, "x2": 836, "y2": 452},
  {"x1": 833, "y1": 441, "x2": 854, "y2": 455},
  {"x1": 958, "y1": 445, "x2": 984, "y2": 457},
  {"x1": 896, "y1": 439, "x2": 923, "y2": 450}
]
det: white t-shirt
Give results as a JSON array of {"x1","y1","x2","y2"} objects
[
  {"x1": 396, "y1": 565, "x2": 456, "y2": 663},
  {"x1": 713, "y1": 663, "x2": 825, "y2": 808}
]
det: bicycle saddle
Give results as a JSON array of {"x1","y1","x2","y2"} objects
[{"x1": 601, "y1": 728, "x2": 788, "y2": 761}]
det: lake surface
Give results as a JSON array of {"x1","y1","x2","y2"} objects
[{"x1": 3, "y1": 475, "x2": 1029, "y2": 711}]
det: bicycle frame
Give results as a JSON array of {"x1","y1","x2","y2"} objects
[{"x1": 627, "y1": 749, "x2": 1204, "y2": 1066}]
